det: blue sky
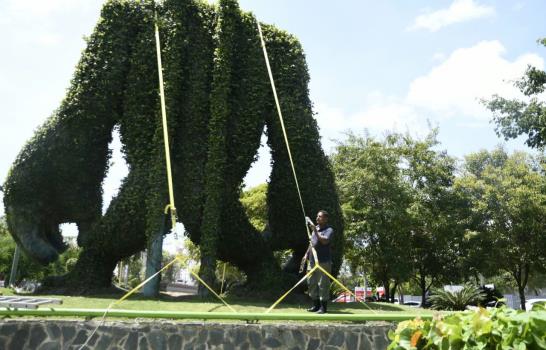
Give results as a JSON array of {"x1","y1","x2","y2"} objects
[{"x1": 0, "y1": 0, "x2": 545, "y2": 228}]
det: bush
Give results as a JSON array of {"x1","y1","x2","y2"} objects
[
  {"x1": 429, "y1": 284, "x2": 485, "y2": 311},
  {"x1": 388, "y1": 305, "x2": 546, "y2": 349}
]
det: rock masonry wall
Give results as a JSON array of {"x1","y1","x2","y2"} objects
[{"x1": 0, "y1": 319, "x2": 394, "y2": 349}]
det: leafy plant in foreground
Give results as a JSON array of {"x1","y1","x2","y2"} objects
[{"x1": 388, "y1": 305, "x2": 546, "y2": 349}]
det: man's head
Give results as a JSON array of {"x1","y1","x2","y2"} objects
[{"x1": 316, "y1": 210, "x2": 329, "y2": 226}]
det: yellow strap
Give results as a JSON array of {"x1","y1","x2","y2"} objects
[
  {"x1": 258, "y1": 19, "x2": 327, "y2": 305},
  {"x1": 155, "y1": 14, "x2": 177, "y2": 231},
  {"x1": 191, "y1": 271, "x2": 237, "y2": 313},
  {"x1": 257, "y1": 18, "x2": 319, "y2": 275},
  {"x1": 265, "y1": 265, "x2": 318, "y2": 313},
  {"x1": 220, "y1": 262, "x2": 227, "y2": 295},
  {"x1": 114, "y1": 256, "x2": 181, "y2": 306},
  {"x1": 80, "y1": 19, "x2": 238, "y2": 349},
  {"x1": 155, "y1": 11, "x2": 235, "y2": 313},
  {"x1": 315, "y1": 264, "x2": 378, "y2": 313},
  {"x1": 256, "y1": 21, "x2": 312, "y2": 241},
  {"x1": 77, "y1": 256, "x2": 182, "y2": 350}
]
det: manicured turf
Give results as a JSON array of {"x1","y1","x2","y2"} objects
[{"x1": 0, "y1": 287, "x2": 433, "y2": 321}]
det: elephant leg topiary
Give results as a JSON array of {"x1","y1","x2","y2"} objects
[{"x1": 3, "y1": 0, "x2": 344, "y2": 296}]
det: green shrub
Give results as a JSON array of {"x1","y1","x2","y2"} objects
[
  {"x1": 429, "y1": 284, "x2": 485, "y2": 311},
  {"x1": 128, "y1": 277, "x2": 142, "y2": 289},
  {"x1": 388, "y1": 305, "x2": 546, "y2": 349}
]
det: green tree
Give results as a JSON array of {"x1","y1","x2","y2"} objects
[
  {"x1": 240, "y1": 183, "x2": 292, "y2": 267},
  {"x1": 455, "y1": 148, "x2": 546, "y2": 310},
  {"x1": 332, "y1": 132, "x2": 413, "y2": 301},
  {"x1": 332, "y1": 131, "x2": 463, "y2": 304},
  {"x1": 0, "y1": 217, "x2": 15, "y2": 282},
  {"x1": 0, "y1": 216, "x2": 80, "y2": 285},
  {"x1": 453, "y1": 149, "x2": 509, "y2": 282},
  {"x1": 484, "y1": 38, "x2": 546, "y2": 148},
  {"x1": 400, "y1": 132, "x2": 463, "y2": 306},
  {"x1": 240, "y1": 183, "x2": 268, "y2": 231}
]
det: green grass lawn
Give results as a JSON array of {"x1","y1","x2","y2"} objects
[{"x1": 0, "y1": 287, "x2": 431, "y2": 318}]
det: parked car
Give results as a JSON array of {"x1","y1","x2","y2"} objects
[
  {"x1": 525, "y1": 298, "x2": 546, "y2": 311},
  {"x1": 403, "y1": 301, "x2": 421, "y2": 308}
]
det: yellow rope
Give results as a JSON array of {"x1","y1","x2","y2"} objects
[
  {"x1": 77, "y1": 256, "x2": 181, "y2": 350},
  {"x1": 220, "y1": 262, "x2": 227, "y2": 295},
  {"x1": 265, "y1": 265, "x2": 318, "y2": 313},
  {"x1": 155, "y1": 14, "x2": 177, "y2": 230},
  {"x1": 256, "y1": 21, "x2": 312, "y2": 242},
  {"x1": 191, "y1": 271, "x2": 237, "y2": 313},
  {"x1": 116, "y1": 256, "x2": 180, "y2": 305},
  {"x1": 315, "y1": 264, "x2": 377, "y2": 313},
  {"x1": 257, "y1": 19, "x2": 375, "y2": 313},
  {"x1": 154, "y1": 11, "x2": 235, "y2": 312}
]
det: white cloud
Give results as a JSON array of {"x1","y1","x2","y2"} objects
[
  {"x1": 313, "y1": 40, "x2": 544, "y2": 149},
  {"x1": 432, "y1": 52, "x2": 447, "y2": 62},
  {"x1": 409, "y1": 0, "x2": 495, "y2": 32},
  {"x1": 406, "y1": 40, "x2": 544, "y2": 119},
  {"x1": 314, "y1": 100, "x2": 431, "y2": 153}
]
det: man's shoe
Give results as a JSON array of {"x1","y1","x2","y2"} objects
[
  {"x1": 307, "y1": 299, "x2": 320, "y2": 312},
  {"x1": 316, "y1": 301, "x2": 327, "y2": 314}
]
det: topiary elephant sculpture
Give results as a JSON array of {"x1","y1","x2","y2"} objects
[{"x1": 3, "y1": 0, "x2": 343, "y2": 295}]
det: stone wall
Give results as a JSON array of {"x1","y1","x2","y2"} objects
[{"x1": 0, "y1": 319, "x2": 394, "y2": 349}]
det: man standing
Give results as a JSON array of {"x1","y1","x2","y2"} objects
[{"x1": 304, "y1": 210, "x2": 334, "y2": 314}]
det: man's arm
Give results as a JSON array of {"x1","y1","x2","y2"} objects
[{"x1": 311, "y1": 226, "x2": 332, "y2": 245}]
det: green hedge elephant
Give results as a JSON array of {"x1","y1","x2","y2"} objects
[{"x1": 3, "y1": 0, "x2": 343, "y2": 294}]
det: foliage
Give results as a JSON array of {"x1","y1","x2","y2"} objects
[
  {"x1": 388, "y1": 306, "x2": 546, "y2": 349},
  {"x1": 455, "y1": 148, "x2": 546, "y2": 310},
  {"x1": 473, "y1": 285, "x2": 505, "y2": 308},
  {"x1": 240, "y1": 183, "x2": 268, "y2": 231},
  {"x1": 486, "y1": 272, "x2": 518, "y2": 294},
  {"x1": 216, "y1": 262, "x2": 247, "y2": 294},
  {"x1": 428, "y1": 284, "x2": 485, "y2": 311},
  {"x1": 331, "y1": 131, "x2": 462, "y2": 303},
  {"x1": 177, "y1": 237, "x2": 248, "y2": 294},
  {"x1": 331, "y1": 132, "x2": 413, "y2": 301},
  {"x1": 400, "y1": 131, "x2": 464, "y2": 305},
  {"x1": 2, "y1": 0, "x2": 343, "y2": 294},
  {"x1": 114, "y1": 253, "x2": 143, "y2": 289},
  {"x1": 176, "y1": 238, "x2": 200, "y2": 276},
  {"x1": 0, "y1": 217, "x2": 15, "y2": 281},
  {"x1": 0, "y1": 217, "x2": 80, "y2": 284},
  {"x1": 483, "y1": 38, "x2": 546, "y2": 148}
]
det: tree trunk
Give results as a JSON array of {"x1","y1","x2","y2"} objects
[
  {"x1": 512, "y1": 265, "x2": 527, "y2": 310},
  {"x1": 142, "y1": 231, "x2": 164, "y2": 297},
  {"x1": 420, "y1": 274, "x2": 427, "y2": 307},
  {"x1": 198, "y1": 255, "x2": 217, "y2": 297},
  {"x1": 383, "y1": 280, "x2": 390, "y2": 301},
  {"x1": 390, "y1": 281, "x2": 399, "y2": 303},
  {"x1": 514, "y1": 264, "x2": 530, "y2": 310}
]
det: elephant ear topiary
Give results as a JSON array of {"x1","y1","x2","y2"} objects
[{"x1": 3, "y1": 0, "x2": 344, "y2": 295}]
